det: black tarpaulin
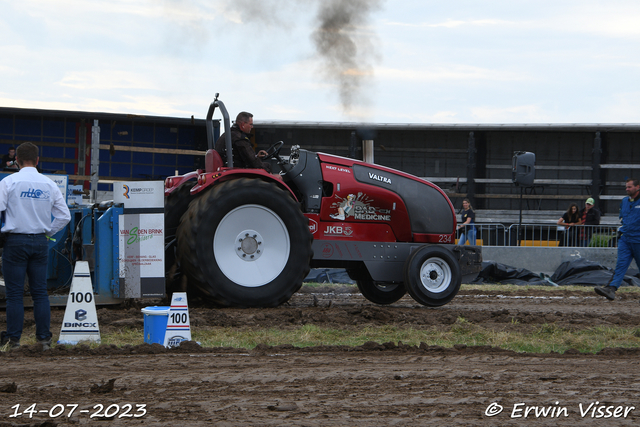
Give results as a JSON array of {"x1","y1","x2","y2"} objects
[
  {"x1": 471, "y1": 262, "x2": 549, "y2": 286},
  {"x1": 473, "y1": 258, "x2": 640, "y2": 287}
]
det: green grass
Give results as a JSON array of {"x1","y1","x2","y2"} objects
[
  {"x1": 193, "y1": 318, "x2": 640, "y2": 353},
  {"x1": 303, "y1": 282, "x2": 640, "y2": 294},
  {"x1": 186, "y1": 320, "x2": 640, "y2": 354},
  {"x1": 8, "y1": 320, "x2": 635, "y2": 355},
  {"x1": 4, "y1": 284, "x2": 640, "y2": 354},
  {"x1": 460, "y1": 283, "x2": 640, "y2": 293}
]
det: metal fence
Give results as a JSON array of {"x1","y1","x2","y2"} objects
[{"x1": 456, "y1": 224, "x2": 619, "y2": 247}]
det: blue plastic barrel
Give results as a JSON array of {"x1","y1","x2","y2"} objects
[{"x1": 141, "y1": 306, "x2": 170, "y2": 344}]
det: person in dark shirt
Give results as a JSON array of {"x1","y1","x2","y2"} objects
[
  {"x1": 2, "y1": 147, "x2": 18, "y2": 170},
  {"x1": 579, "y1": 197, "x2": 601, "y2": 247},
  {"x1": 214, "y1": 112, "x2": 271, "y2": 172},
  {"x1": 557, "y1": 203, "x2": 581, "y2": 246},
  {"x1": 457, "y1": 198, "x2": 476, "y2": 245}
]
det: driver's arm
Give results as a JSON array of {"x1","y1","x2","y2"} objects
[
  {"x1": 236, "y1": 140, "x2": 271, "y2": 172},
  {"x1": 257, "y1": 149, "x2": 268, "y2": 158}
]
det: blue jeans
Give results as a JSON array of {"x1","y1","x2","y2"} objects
[
  {"x1": 2, "y1": 234, "x2": 51, "y2": 342},
  {"x1": 459, "y1": 227, "x2": 477, "y2": 246},
  {"x1": 609, "y1": 235, "x2": 640, "y2": 289}
]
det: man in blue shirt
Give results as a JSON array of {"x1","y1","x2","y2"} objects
[
  {"x1": 595, "y1": 178, "x2": 640, "y2": 300},
  {"x1": 0, "y1": 142, "x2": 71, "y2": 349}
]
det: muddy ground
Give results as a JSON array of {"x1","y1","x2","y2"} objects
[{"x1": 1, "y1": 286, "x2": 640, "y2": 426}]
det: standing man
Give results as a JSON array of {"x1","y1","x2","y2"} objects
[
  {"x1": 214, "y1": 111, "x2": 271, "y2": 172},
  {"x1": 579, "y1": 197, "x2": 601, "y2": 247},
  {"x1": 595, "y1": 178, "x2": 640, "y2": 300},
  {"x1": 0, "y1": 142, "x2": 71, "y2": 349}
]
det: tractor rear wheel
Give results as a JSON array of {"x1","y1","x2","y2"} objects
[
  {"x1": 176, "y1": 178, "x2": 312, "y2": 307},
  {"x1": 348, "y1": 264, "x2": 406, "y2": 305},
  {"x1": 403, "y1": 246, "x2": 461, "y2": 307}
]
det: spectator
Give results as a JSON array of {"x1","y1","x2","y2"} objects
[
  {"x1": 0, "y1": 142, "x2": 71, "y2": 350},
  {"x1": 579, "y1": 197, "x2": 601, "y2": 247},
  {"x1": 594, "y1": 179, "x2": 640, "y2": 301},
  {"x1": 2, "y1": 147, "x2": 18, "y2": 170},
  {"x1": 557, "y1": 203, "x2": 581, "y2": 246},
  {"x1": 457, "y1": 198, "x2": 476, "y2": 245}
]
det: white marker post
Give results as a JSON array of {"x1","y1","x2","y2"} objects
[
  {"x1": 58, "y1": 261, "x2": 101, "y2": 345},
  {"x1": 163, "y1": 292, "x2": 191, "y2": 348}
]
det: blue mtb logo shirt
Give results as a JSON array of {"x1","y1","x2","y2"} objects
[{"x1": 20, "y1": 188, "x2": 51, "y2": 200}]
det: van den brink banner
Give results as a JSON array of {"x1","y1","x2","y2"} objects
[{"x1": 115, "y1": 181, "x2": 165, "y2": 298}]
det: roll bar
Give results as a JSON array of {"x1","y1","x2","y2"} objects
[{"x1": 206, "y1": 93, "x2": 233, "y2": 168}]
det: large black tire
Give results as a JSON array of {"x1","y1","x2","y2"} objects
[
  {"x1": 176, "y1": 178, "x2": 312, "y2": 307},
  {"x1": 348, "y1": 264, "x2": 406, "y2": 305},
  {"x1": 403, "y1": 246, "x2": 461, "y2": 307},
  {"x1": 164, "y1": 181, "x2": 195, "y2": 287},
  {"x1": 165, "y1": 181, "x2": 195, "y2": 242}
]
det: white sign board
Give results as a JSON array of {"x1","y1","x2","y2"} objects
[
  {"x1": 114, "y1": 181, "x2": 164, "y2": 208},
  {"x1": 67, "y1": 184, "x2": 84, "y2": 206},
  {"x1": 115, "y1": 181, "x2": 165, "y2": 298},
  {"x1": 45, "y1": 174, "x2": 68, "y2": 202}
]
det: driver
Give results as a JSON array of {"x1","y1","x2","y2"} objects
[{"x1": 214, "y1": 111, "x2": 271, "y2": 172}]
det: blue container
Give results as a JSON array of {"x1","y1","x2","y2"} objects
[{"x1": 141, "y1": 306, "x2": 170, "y2": 344}]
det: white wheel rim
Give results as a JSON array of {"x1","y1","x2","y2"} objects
[
  {"x1": 214, "y1": 204, "x2": 290, "y2": 287},
  {"x1": 419, "y1": 257, "x2": 452, "y2": 294}
]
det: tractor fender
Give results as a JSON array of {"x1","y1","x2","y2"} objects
[
  {"x1": 164, "y1": 171, "x2": 199, "y2": 196},
  {"x1": 190, "y1": 169, "x2": 300, "y2": 203}
]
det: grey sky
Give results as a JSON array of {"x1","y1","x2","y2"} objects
[{"x1": 1, "y1": 0, "x2": 639, "y2": 124}]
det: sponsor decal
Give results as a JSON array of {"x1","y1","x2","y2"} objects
[
  {"x1": 330, "y1": 192, "x2": 391, "y2": 222},
  {"x1": 325, "y1": 165, "x2": 352, "y2": 174},
  {"x1": 167, "y1": 336, "x2": 187, "y2": 347},
  {"x1": 64, "y1": 322, "x2": 97, "y2": 327},
  {"x1": 324, "y1": 225, "x2": 354, "y2": 237},
  {"x1": 120, "y1": 227, "x2": 162, "y2": 245},
  {"x1": 368, "y1": 172, "x2": 392, "y2": 184},
  {"x1": 122, "y1": 184, "x2": 155, "y2": 199},
  {"x1": 321, "y1": 243, "x2": 334, "y2": 258},
  {"x1": 308, "y1": 218, "x2": 318, "y2": 234},
  {"x1": 75, "y1": 309, "x2": 87, "y2": 321}
]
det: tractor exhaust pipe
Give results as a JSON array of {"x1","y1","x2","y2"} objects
[
  {"x1": 363, "y1": 140, "x2": 374, "y2": 164},
  {"x1": 356, "y1": 127, "x2": 376, "y2": 164},
  {"x1": 206, "y1": 94, "x2": 233, "y2": 168}
]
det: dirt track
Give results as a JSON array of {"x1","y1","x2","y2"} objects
[{"x1": 1, "y1": 287, "x2": 640, "y2": 426}]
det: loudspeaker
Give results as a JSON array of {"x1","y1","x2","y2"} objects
[{"x1": 512, "y1": 151, "x2": 535, "y2": 186}]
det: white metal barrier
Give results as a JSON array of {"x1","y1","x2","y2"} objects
[{"x1": 457, "y1": 223, "x2": 619, "y2": 247}]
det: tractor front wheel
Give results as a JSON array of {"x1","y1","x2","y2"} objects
[{"x1": 403, "y1": 246, "x2": 461, "y2": 307}]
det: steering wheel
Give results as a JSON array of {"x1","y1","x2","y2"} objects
[{"x1": 263, "y1": 141, "x2": 284, "y2": 160}]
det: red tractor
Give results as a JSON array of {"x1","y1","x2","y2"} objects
[{"x1": 164, "y1": 96, "x2": 482, "y2": 308}]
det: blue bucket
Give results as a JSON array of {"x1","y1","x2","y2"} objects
[{"x1": 141, "y1": 306, "x2": 170, "y2": 344}]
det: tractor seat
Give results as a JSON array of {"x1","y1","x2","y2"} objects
[{"x1": 206, "y1": 149, "x2": 224, "y2": 172}]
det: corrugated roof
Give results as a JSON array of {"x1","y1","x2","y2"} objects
[{"x1": 2, "y1": 106, "x2": 640, "y2": 132}]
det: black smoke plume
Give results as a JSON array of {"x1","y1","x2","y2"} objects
[{"x1": 312, "y1": 0, "x2": 382, "y2": 115}]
